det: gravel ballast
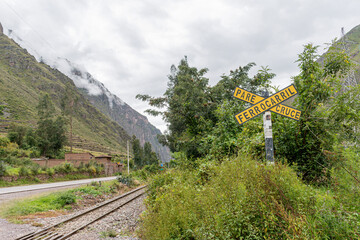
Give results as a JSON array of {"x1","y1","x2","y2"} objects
[{"x1": 0, "y1": 188, "x2": 146, "y2": 240}]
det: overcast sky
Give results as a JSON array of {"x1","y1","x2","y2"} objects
[{"x1": 0, "y1": 0, "x2": 359, "y2": 132}]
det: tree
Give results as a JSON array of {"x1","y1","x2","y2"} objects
[
  {"x1": 7, "y1": 124, "x2": 38, "y2": 149},
  {"x1": 137, "y1": 57, "x2": 215, "y2": 159},
  {"x1": 7, "y1": 124, "x2": 27, "y2": 147},
  {"x1": 61, "y1": 84, "x2": 79, "y2": 153},
  {"x1": 131, "y1": 135, "x2": 144, "y2": 168},
  {"x1": 273, "y1": 43, "x2": 352, "y2": 183},
  {"x1": 131, "y1": 136, "x2": 159, "y2": 168},
  {"x1": 143, "y1": 142, "x2": 159, "y2": 166},
  {"x1": 137, "y1": 57, "x2": 273, "y2": 160},
  {"x1": 36, "y1": 94, "x2": 66, "y2": 157}
]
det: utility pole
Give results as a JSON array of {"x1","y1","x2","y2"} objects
[
  {"x1": 263, "y1": 91, "x2": 274, "y2": 164},
  {"x1": 127, "y1": 140, "x2": 129, "y2": 174}
]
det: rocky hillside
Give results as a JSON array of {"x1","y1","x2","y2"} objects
[
  {"x1": 2, "y1": 23, "x2": 170, "y2": 162},
  {"x1": 0, "y1": 31, "x2": 131, "y2": 154},
  {"x1": 65, "y1": 62, "x2": 171, "y2": 162}
]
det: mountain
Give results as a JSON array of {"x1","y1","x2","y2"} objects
[
  {"x1": 2, "y1": 24, "x2": 170, "y2": 162},
  {"x1": 338, "y1": 25, "x2": 360, "y2": 83},
  {"x1": 74, "y1": 71, "x2": 171, "y2": 162},
  {"x1": 50, "y1": 59, "x2": 170, "y2": 162},
  {"x1": 318, "y1": 25, "x2": 360, "y2": 84},
  {"x1": 0, "y1": 29, "x2": 131, "y2": 154}
]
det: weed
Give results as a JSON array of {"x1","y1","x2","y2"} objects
[
  {"x1": 100, "y1": 229, "x2": 118, "y2": 238},
  {"x1": 117, "y1": 175, "x2": 133, "y2": 187}
]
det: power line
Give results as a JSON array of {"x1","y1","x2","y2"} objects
[{"x1": 3, "y1": 0, "x2": 59, "y2": 56}]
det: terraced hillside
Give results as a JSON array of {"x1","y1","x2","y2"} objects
[{"x1": 0, "y1": 32, "x2": 130, "y2": 154}]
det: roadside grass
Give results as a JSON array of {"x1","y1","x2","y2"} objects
[
  {"x1": 1, "y1": 191, "x2": 76, "y2": 222},
  {"x1": 0, "y1": 180, "x2": 137, "y2": 222}
]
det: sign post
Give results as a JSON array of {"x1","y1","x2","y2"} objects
[
  {"x1": 233, "y1": 85, "x2": 301, "y2": 163},
  {"x1": 263, "y1": 111, "x2": 274, "y2": 163}
]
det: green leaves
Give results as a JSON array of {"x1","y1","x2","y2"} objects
[{"x1": 36, "y1": 94, "x2": 66, "y2": 157}]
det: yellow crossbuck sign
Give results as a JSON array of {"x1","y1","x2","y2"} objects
[{"x1": 233, "y1": 84, "x2": 301, "y2": 125}]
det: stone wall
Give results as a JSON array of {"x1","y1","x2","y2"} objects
[
  {"x1": 65, "y1": 153, "x2": 94, "y2": 161},
  {"x1": 32, "y1": 158, "x2": 122, "y2": 176}
]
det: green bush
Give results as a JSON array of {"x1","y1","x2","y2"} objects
[
  {"x1": 0, "y1": 137, "x2": 9, "y2": 147},
  {"x1": 54, "y1": 163, "x2": 75, "y2": 174},
  {"x1": 46, "y1": 167, "x2": 54, "y2": 177},
  {"x1": 30, "y1": 165, "x2": 40, "y2": 175},
  {"x1": 57, "y1": 192, "x2": 76, "y2": 206},
  {"x1": 0, "y1": 161, "x2": 6, "y2": 177},
  {"x1": 19, "y1": 166, "x2": 29, "y2": 176},
  {"x1": 140, "y1": 156, "x2": 360, "y2": 239},
  {"x1": 117, "y1": 175, "x2": 134, "y2": 187}
]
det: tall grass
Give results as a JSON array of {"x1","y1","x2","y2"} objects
[{"x1": 140, "y1": 156, "x2": 360, "y2": 239}]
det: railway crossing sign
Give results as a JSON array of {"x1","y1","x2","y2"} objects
[{"x1": 233, "y1": 84, "x2": 301, "y2": 162}]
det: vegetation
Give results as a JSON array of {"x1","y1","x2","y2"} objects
[
  {"x1": 0, "y1": 137, "x2": 106, "y2": 186},
  {"x1": 138, "y1": 42, "x2": 360, "y2": 239},
  {"x1": 36, "y1": 93, "x2": 66, "y2": 157},
  {"x1": 141, "y1": 155, "x2": 359, "y2": 239},
  {"x1": 61, "y1": 84, "x2": 79, "y2": 153},
  {"x1": 131, "y1": 135, "x2": 159, "y2": 169},
  {"x1": 0, "y1": 33, "x2": 130, "y2": 155},
  {"x1": 0, "y1": 180, "x2": 132, "y2": 220}
]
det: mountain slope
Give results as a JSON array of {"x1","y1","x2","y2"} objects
[
  {"x1": 65, "y1": 64, "x2": 171, "y2": 162},
  {"x1": 0, "y1": 31, "x2": 131, "y2": 154},
  {"x1": 339, "y1": 25, "x2": 360, "y2": 83}
]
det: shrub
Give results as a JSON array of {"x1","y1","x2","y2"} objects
[
  {"x1": 30, "y1": 165, "x2": 40, "y2": 175},
  {"x1": 63, "y1": 163, "x2": 73, "y2": 173},
  {"x1": 56, "y1": 192, "x2": 76, "y2": 206},
  {"x1": 0, "y1": 161, "x2": 6, "y2": 177},
  {"x1": 54, "y1": 163, "x2": 75, "y2": 174},
  {"x1": 46, "y1": 167, "x2": 54, "y2": 177},
  {"x1": 19, "y1": 166, "x2": 29, "y2": 176},
  {"x1": 0, "y1": 137, "x2": 9, "y2": 147},
  {"x1": 87, "y1": 166, "x2": 96, "y2": 175},
  {"x1": 77, "y1": 162, "x2": 85, "y2": 172},
  {"x1": 117, "y1": 175, "x2": 134, "y2": 187},
  {"x1": 140, "y1": 156, "x2": 360, "y2": 239}
]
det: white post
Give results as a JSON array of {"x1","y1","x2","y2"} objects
[
  {"x1": 263, "y1": 111, "x2": 274, "y2": 164},
  {"x1": 127, "y1": 140, "x2": 130, "y2": 174}
]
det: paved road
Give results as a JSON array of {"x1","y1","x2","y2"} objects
[{"x1": 0, "y1": 176, "x2": 117, "y2": 203}]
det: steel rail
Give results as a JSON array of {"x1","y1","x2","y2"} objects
[{"x1": 15, "y1": 185, "x2": 147, "y2": 240}]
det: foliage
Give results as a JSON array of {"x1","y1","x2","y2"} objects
[
  {"x1": 140, "y1": 156, "x2": 360, "y2": 239},
  {"x1": 0, "y1": 180, "x2": 126, "y2": 219},
  {"x1": 130, "y1": 164, "x2": 160, "y2": 181},
  {"x1": 2, "y1": 191, "x2": 77, "y2": 218},
  {"x1": 137, "y1": 58, "x2": 272, "y2": 160},
  {"x1": 57, "y1": 192, "x2": 77, "y2": 206},
  {"x1": 117, "y1": 174, "x2": 134, "y2": 187},
  {"x1": 274, "y1": 43, "x2": 354, "y2": 183},
  {"x1": 0, "y1": 33, "x2": 131, "y2": 157},
  {"x1": 7, "y1": 124, "x2": 28, "y2": 147},
  {"x1": 36, "y1": 94, "x2": 67, "y2": 157},
  {"x1": 131, "y1": 135, "x2": 159, "y2": 169},
  {"x1": 18, "y1": 166, "x2": 29, "y2": 176},
  {"x1": 0, "y1": 161, "x2": 6, "y2": 177},
  {"x1": 0, "y1": 136, "x2": 9, "y2": 147},
  {"x1": 61, "y1": 84, "x2": 79, "y2": 152},
  {"x1": 100, "y1": 229, "x2": 118, "y2": 238}
]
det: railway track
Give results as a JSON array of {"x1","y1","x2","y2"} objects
[{"x1": 15, "y1": 185, "x2": 147, "y2": 240}]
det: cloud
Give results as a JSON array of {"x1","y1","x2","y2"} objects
[{"x1": 0, "y1": 0, "x2": 360, "y2": 133}]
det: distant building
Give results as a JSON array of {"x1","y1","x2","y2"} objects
[
  {"x1": 33, "y1": 153, "x2": 122, "y2": 175},
  {"x1": 65, "y1": 153, "x2": 94, "y2": 162}
]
